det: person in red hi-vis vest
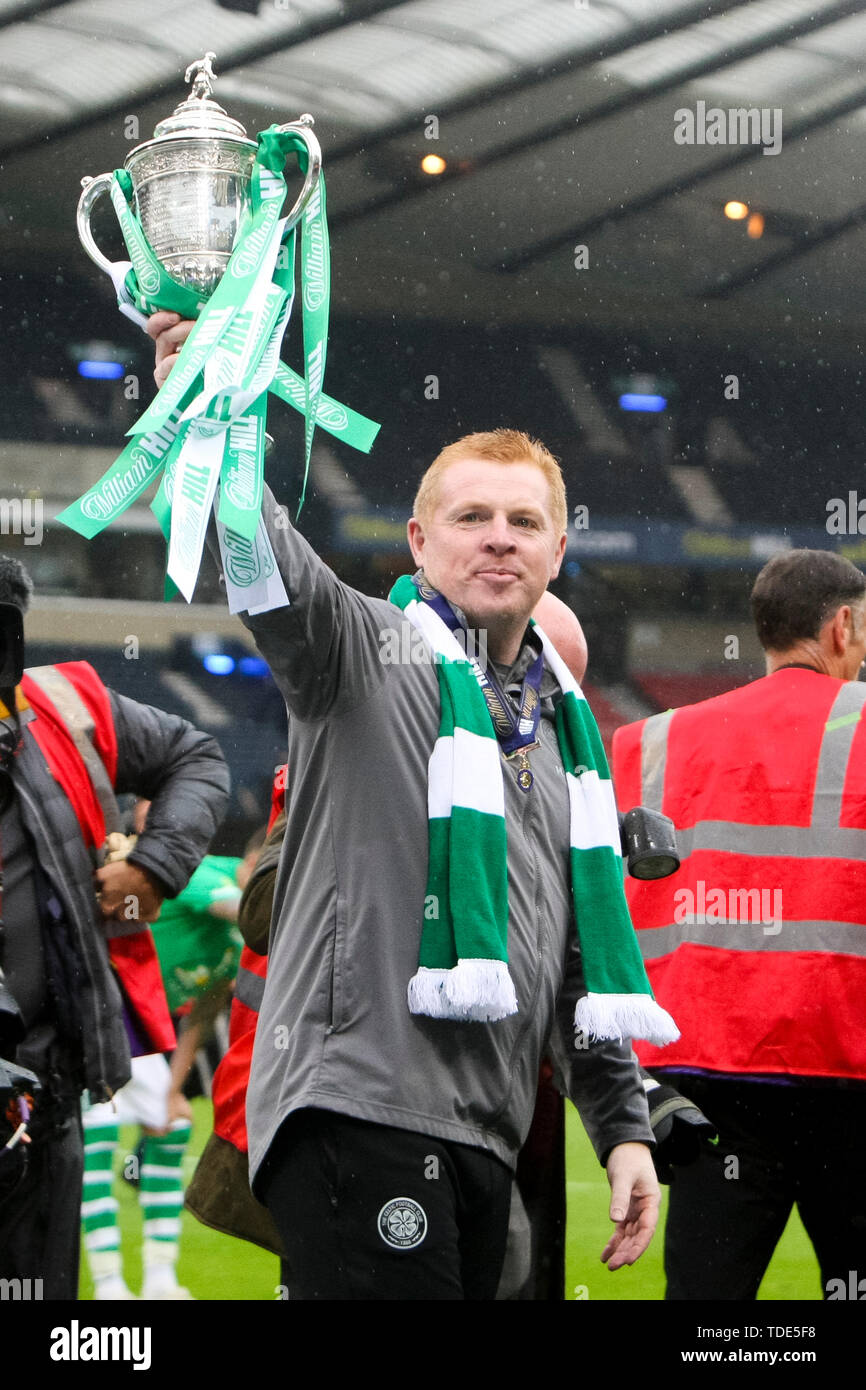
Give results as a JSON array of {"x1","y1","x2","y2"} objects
[
  {"x1": 185, "y1": 764, "x2": 287, "y2": 1263},
  {"x1": 0, "y1": 555, "x2": 229, "y2": 1301},
  {"x1": 612, "y1": 548, "x2": 866, "y2": 1301}
]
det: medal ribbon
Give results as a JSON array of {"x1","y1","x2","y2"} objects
[{"x1": 412, "y1": 577, "x2": 544, "y2": 755}]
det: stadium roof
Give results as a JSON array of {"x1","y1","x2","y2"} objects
[{"x1": 0, "y1": 0, "x2": 864, "y2": 355}]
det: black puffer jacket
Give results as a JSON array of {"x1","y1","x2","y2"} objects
[{"x1": 9, "y1": 670, "x2": 230, "y2": 1101}]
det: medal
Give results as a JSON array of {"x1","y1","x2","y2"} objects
[
  {"x1": 508, "y1": 742, "x2": 538, "y2": 793},
  {"x1": 411, "y1": 573, "x2": 546, "y2": 794}
]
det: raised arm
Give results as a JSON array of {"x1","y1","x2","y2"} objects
[{"x1": 148, "y1": 311, "x2": 391, "y2": 721}]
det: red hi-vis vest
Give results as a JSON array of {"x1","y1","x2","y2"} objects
[
  {"x1": 612, "y1": 669, "x2": 866, "y2": 1082},
  {"x1": 212, "y1": 943, "x2": 266, "y2": 1150},
  {"x1": 20, "y1": 662, "x2": 175, "y2": 1055},
  {"x1": 212, "y1": 764, "x2": 286, "y2": 1152}
]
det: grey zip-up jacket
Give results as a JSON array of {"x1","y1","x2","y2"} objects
[
  {"x1": 239, "y1": 493, "x2": 654, "y2": 1183},
  {"x1": 8, "y1": 678, "x2": 230, "y2": 1100}
]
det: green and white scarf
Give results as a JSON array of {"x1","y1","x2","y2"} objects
[{"x1": 389, "y1": 575, "x2": 679, "y2": 1047}]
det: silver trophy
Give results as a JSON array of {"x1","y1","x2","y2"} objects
[{"x1": 77, "y1": 52, "x2": 321, "y2": 300}]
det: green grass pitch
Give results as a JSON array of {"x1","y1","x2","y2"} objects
[
  {"x1": 79, "y1": 1099, "x2": 280, "y2": 1302},
  {"x1": 564, "y1": 1106, "x2": 821, "y2": 1301},
  {"x1": 78, "y1": 1098, "x2": 821, "y2": 1300}
]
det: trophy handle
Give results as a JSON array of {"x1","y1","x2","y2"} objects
[
  {"x1": 276, "y1": 116, "x2": 322, "y2": 231},
  {"x1": 77, "y1": 173, "x2": 118, "y2": 277}
]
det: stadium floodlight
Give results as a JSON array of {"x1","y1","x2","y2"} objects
[
  {"x1": 78, "y1": 360, "x2": 124, "y2": 379},
  {"x1": 612, "y1": 370, "x2": 675, "y2": 415},
  {"x1": 619, "y1": 393, "x2": 667, "y2": 413},
  {"x1": 69, "y1": 339, "x2": 126, "y2": 380},
  {"x1": 239, "y1": 655, "x2": 270, "y2": 677},
  {"x1": 203, "y1": 653, "x2": 235, "y2": 675}
]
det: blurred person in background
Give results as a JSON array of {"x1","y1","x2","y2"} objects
[
  {"x1": 80, "y1": 810, "x2": 259, "y2": 1300},
  {"x1": 185, "y1": 775, "x2": 287, "y2": 1272}
]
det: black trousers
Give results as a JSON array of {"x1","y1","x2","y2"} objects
[
  {"x1": 664, "y1": 1076, "x2": 866, "y2": 1301},
  {"x1": 259, "y1": 1109, "x2": 513, "y2": 1300},
  {"x1": 509, "y1": 1065, "x2": 566, "y2": 1300},
  {"x1": 0, "y1": 1104, "x2": 83, "y2": 1301}
]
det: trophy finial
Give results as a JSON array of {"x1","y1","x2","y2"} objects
[
  {"x1": 185, "y1": 52, "x2": 218, "y2": 101},
  {"x1": 151, "y1": 52, "x2": 250, "y2": 144}
]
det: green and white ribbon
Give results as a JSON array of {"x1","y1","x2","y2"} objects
[
  {"x1": 167, "y1": 428, "x2": 224, "y2": 601},
  {"x1": 58, "y1": 124, "x2": 380, "y2": 605},
  {"x1": 109, "y1": 171, "x2": 206, "y2": 323},
  {"x1": 389, "y1": 575, "x2": 680, "y2": 1045},
  {"x1": 218, "y1": 395, "x2": 268, "y2": 541},
  {"x1": 214, "y1": 491, "x2": 289, "y2": 615},
  {"x1": 299, "y1": 175, "x2": 329, "y2": 513}
]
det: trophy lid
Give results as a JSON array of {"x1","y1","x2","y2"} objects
[{"x1": 149, "y1": 52, "x2": 253, "y2": 145}]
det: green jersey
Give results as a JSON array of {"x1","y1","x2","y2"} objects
[{"x1": 151, "y1": 855, "x2": 243, "y2": 1013}]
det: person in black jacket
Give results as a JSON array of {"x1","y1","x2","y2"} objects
[{"x1": 0, "y1": 554, "x2": 230, "y2": 1300}]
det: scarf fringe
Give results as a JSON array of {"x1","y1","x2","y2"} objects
[
  {"x1": 407, "y1": 968, "x2": 453, "y2": 1018},
  {"x1": 409, "y1": 960, "x2": 518, "y2": 1022},
  {"x1": 575, "y1": 992, "x2": 680, "y2": 1047}
]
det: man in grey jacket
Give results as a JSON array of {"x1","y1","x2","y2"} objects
[{"x1": 149, "y1": 316, "x2": 663, "y2": 1300}]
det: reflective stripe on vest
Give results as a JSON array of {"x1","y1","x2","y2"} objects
[
  {"x1": 672, "y1": 822, "x2": 866, "y2": 861},
  {"x1": 235, "y1": 962, "x2": 266, "y2": 1012},
  {"x1": 641, "y1": 918, "x2": 866, "y2": 960},
  {"x1": 23, "y1": 662, "x2": 174, "y2": 1056},
  {"x1": 25, "y1": 665, "x2": 120, "y2": 835},
  {"x1": 812, "y1": 681, "x2": 866, "y2": 826},
  {"x1": 639, "y1": 682, "x2": 866, "y2": 871},
  {"x1": 640, "y1": 708, "x2": 673, "y2": 815}
]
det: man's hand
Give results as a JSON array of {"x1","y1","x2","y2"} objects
[
  {"x1": 601, "y1": 1141, "x2": 660, "y2": 1270},
  {"x1": 146, "y1": 311, "x2": 195, "y2": 389},
  {"x1": 95, "y1": 860, "x2": 164, "y2": 924}
]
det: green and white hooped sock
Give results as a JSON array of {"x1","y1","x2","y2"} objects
[
  {"x1": 140, "y1": 1121, "x2": 191, "y2": 1289},
  {"x1": 389, "y1": 575, "x2": 679, "y2": 1047},
  {"x1": 81, "y1": 1114, "x2": 121, "y2": 1276}
]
